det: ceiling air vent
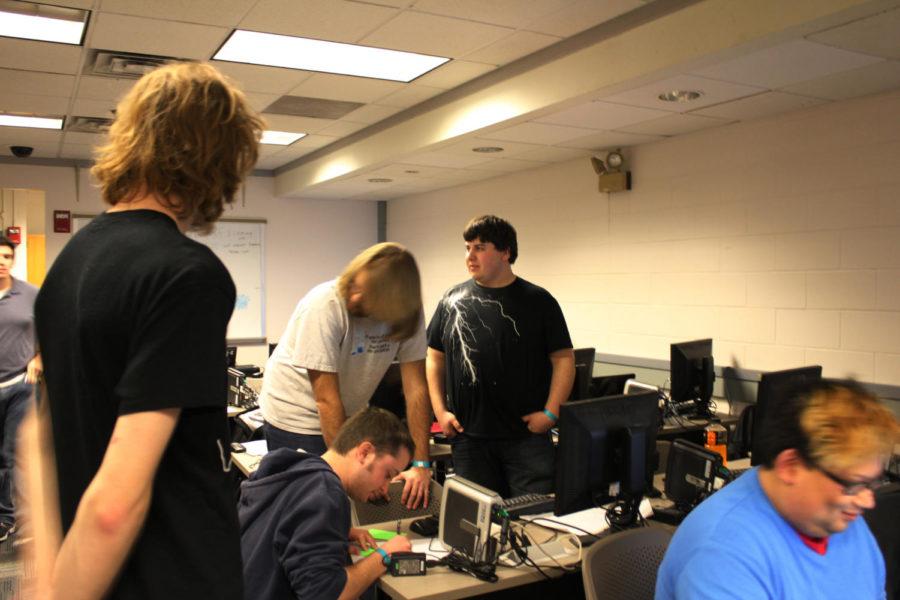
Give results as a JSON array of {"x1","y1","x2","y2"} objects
[
  {"x1": 66, "y1": 116, "x2": 113, "y2": 133},
  {"x1": 88, "y1": 50, "x2": 180, "y2": 79},
  {"x1": 265, "y1": 95, "x2": 363, "y2": 120}
]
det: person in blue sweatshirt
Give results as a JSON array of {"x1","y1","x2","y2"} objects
[
  {"x1": 656, "y1": 380, "x2": 899, "y2": 600},
  {"x1": 239, "y1": 407, "x2": 414, "y2": 600}
]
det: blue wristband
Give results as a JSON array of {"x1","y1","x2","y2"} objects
[
  {"x1": 412, "y1": 460, "x2": 431, "y2": 468},
  {"x1": 375, "y1": 547, "x2": 391, "y2": 566},
  {"x1": 543, "y1": 408, "x2": 558, "y2": 422}
]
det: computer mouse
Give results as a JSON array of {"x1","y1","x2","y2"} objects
[{"x1": 409, "y1": 516, "x2": 439, "y2": 537}]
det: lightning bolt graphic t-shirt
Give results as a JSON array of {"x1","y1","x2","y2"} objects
[{"x1": 427, "y1": 277, "x2": 572, "y2": 438}]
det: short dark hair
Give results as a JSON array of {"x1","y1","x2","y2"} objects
[
  {"x1": 0, "y1": 236, "x2": 15, "y2": 255},
  {"x1": 755, "y1": 379, "x2": 899, "y2": 470},
  {"x1": 463, "y1": 215, "x2": 518, "y2": 264},
  {"x1": 332, "y1": 407, "x2": 415, "y2": 459}
]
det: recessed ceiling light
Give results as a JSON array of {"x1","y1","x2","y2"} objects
[
  {"x1": 214, "y1": 30, "x2": 449, "y2": 83},
  {"x1": 0, "y1": 113, "x2": 64, "y2": 129},
  {"x1": 658, "y1": 90, "x2": 703, "y2": 102},
  {"x1": 260, "y1": 130, "x2": 306, "y2": 145},
  {"x1": 368, "y1": 178, "x2": 393, "y2": 183},
  {"x1": 0, "y1": 1, "x2": 89, "y2": 45},
  {"x1": 472, "y1": 146, "x2": 504, "y2": 153}
]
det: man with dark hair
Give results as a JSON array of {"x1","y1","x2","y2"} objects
[
  {"x1": 23, "y1": 62, "x2": 264, "y2": 599},
  {"x1": 0, "y1": 235, "x2": 40, "y2": 542},
  {"x1": 240, "y1": 407, "x2": 414, "y2": 600},
  {"x1": 261, "y1": 242, "x2": 433, "y2": 508},
  {"x1": 656, "y1": 380, "x2": 900, "y2": 600},
  {"x1": 426, "y1": 215, "x2": 575, "y2": 497}
]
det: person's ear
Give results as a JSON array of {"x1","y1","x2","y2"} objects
[
  {"x1": 357, "y1": 441, "x2": 375, "y2": 465},
  {"x1": 772, "y1": 448, "x2": 805, "y2": 485}
]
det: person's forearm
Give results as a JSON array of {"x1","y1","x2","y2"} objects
[
  {"x1": 340, "y1": 554, "x2": 385, "y2": 600},
  {"x1": 405, "y1": 387, "x2": 431, "y2": 462},
  {"x1": 316, "y1": 395, "x2": 346, "y2": 448},
  {"x1": 50, "y1": 477, "x2": 152, "y2": 599},
  {"x1": 545, "y1": 350, "x2": 575, "y2": 414}
]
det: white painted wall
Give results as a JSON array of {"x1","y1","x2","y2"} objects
[
  {"x1": 387, "y1": 89, "x2": 900, "y2": 386},
  {"x1": 0, "y1": 163, "x2": 378, "y2": 366}
]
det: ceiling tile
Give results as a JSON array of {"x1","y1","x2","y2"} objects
[
  {"x1": 536, "y1": 100, "x2": 670, "y2": 129},
  {"x1": 278, "y1": 134, "x2": 340, "y2": 155},
  {"x1": 691, "y1": 39, "x2": 883, "y2": 89},
  {"x1": 365, "y1": 163, "x2": 452, "y2": 179},
  {"x1": 212, "y1": 61, "x2": 312, "y2": 94},
  {"x1": 557, "y1": 129, "x2": 663, "y2": 150},
  {"x1": 780, "y1": 61, "x2": 900, "y2": 101},
  {"x1": 403, "y1": 151, "x2": 494, "y2": 168},
  {"x1": 342, "y1": 104, "x2": 402, "y2": 124},
  {"x1": 258, "y1": 113, "x2": 333, "y2": 134},
  {"x1": 360, "y1": 12, "x2": 513, "y2": 58},
  {"x1": 462, "y1": 30, "x2": 562, "y2": 66},
  {"x1": 90, "y1": 13, "x2": 229, "y2": 60},
  {"x1": 51, "y1": 0, "x2": 93, "y2": 8},
  {"x1": 289, "y1": 73, "x2": 403, "y2": 104},
  {"x1": 413, "y1": 0, "x2": 572, "y2": 29},
  {"x1": 0, "y1": 69, "x2": 75, "y2": 97},
  {"x1": 76, "y1": 76, "x2": 134, "y2": 102},
  {"x1": 486, "y1": 122, "x2": 600, "y2": 144},
  {"x1": 62, "y1": 131, "x2": 106, "y2": 146},
  {"x1": 692, "y1": 91, "x2": 828, "y2": 121},
  {"x1": 524, "y1": 0, "x2": 644, "y2": 37},
  {"x1": 60, "y1": 143, "x2": 98, "y2": 160},
  {"x1": 376, "y1": 84, "x2": 445, "y2": 107},
  {"x1": 411, "y1": 61, "x2": 495, "y2": 89},
  {"x1": 473, "y1": 157, "x2": 548, "y2": 172},
  {"x1": 809, "y1": 7, "x2": 900, "y2": 60},
  {"x1": 0, "y1": 92, "x2": 69, "y2": 115},
  {"x1": 317, "y1": 120, "x2": 368, "y2": 137},
  {"x1": 98, "y1": 0, "x2": 257, "y2": 27},
  {"x1": 598, "y1": 75, "x2": 765, "y2": 113},
  {"x1": 244, "y1": 92, "x2": 281, "y2": 112},
  {"x1": 70, "y1": 97, "x2": 117, "y2": 119},
  {"x1": 439, "y1": 137, "x2": 543, "y2": 158},
  {"x1": 239, "y1": 0, "x2": 399, "y2": 43},
  {"x1": 617, "y1": 113, "x2": 732, "y2": 136},
  {"x1": 513, "y1": 145, "x2": 590, "y2": 162},
  {"x1": 0, "y1": 38, "x2": 83, "y2": 74},
  {"x1": 0, "y1": 128, "x2": 63, "y2": 146}
]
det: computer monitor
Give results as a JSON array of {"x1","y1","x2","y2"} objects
[
  {"x1": 225, "y1": 346, "x2": 237, "y2": 368},
  {"x1": 669, "y1": 339, "x2": 715, "y2": 417},
  {"x1": 569, "y1": 347, "x2": 597, "y2": 401},
  {"x1": 750, "y1": 365, "x2": 822, "y2": 466},
  {"x1": 227, "y1": 367, "x2": 244, "y2": 406},
  {"x1": 553, "y1": 391, "x2": 659, "y2": 518},
  {"x1": 439, "y1": 475, "x2": 502, "y2": 563}
]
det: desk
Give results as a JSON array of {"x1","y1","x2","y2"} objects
[{"x1": 374, "y1": 517, "x2": 570, "y2": 600}]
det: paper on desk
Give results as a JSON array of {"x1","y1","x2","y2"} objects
[
  {"x1": 519, "y1": 498, "x2": 654, "y2": 536},
  {"x1": 411, "y1": 538, "x2": 449, "y2": 559},
  {"x1": 242, "y1": 440, "x2": 269, "y2": 457}
]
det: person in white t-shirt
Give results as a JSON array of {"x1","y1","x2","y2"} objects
[{"x1": 260, "y1": 242, "x2": 433, "y2": 508}]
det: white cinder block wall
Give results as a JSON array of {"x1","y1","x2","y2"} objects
[
  {"x1": 0, "y1": 164, "x2": 378, "y2": 366},
  {"x1": 387, "y1": 89, "x2": 900, "y2": 386}
]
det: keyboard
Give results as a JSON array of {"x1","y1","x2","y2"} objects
[{"x1": 501, "y1": 493, "x2": 556, "y2": 518}]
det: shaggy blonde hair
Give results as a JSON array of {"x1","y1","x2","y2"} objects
[
  {"x1": 337, "y1": 243, "x2": 423, "y2": 341},
  {"x1": 91, "y1": 62, "x2": 265, "y2": 232},
  {"x1": 802, "y1": 383, "x2": 900, "y2": 472}
]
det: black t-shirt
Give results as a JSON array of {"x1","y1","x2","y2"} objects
[
  {"x1": 427, "y1": 277, "x2": 572, "y2": 438},
  {"x1": 35, "y1": 210, "x2": 242, "y2": 600}
]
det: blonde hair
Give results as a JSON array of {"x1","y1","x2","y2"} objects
[
  {"x1": 802, "y1": 383, "x2": 900, "y2": 472},
  {"x1": 91, "y1": 62, "x2": 265, "y2": 232},
  {"x1": 338, "y1": 243, "x2": 423, "y2": 341}
]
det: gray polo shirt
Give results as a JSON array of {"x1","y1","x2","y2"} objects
[{"x1": 0, "y1": 277, "x2": 39, "y2": 382}]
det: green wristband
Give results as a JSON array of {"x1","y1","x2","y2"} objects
[
  {"x1": 412, "y1": 460, "x2": 431, "y2": 468},
  {"x1": 543, "y1": 408, "x2": 558, "y2": 422}
]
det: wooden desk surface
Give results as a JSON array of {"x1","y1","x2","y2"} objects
[{"x1": 375, "y1": 517, "x2": 569, "y2": 600}]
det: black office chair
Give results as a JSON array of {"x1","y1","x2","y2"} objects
[
  {"x1": 581, "y1": 526, "x2": 673, "y2": 600},
  {"x1": 352, "y1": 480, "x2": 442, "y2": 526}
]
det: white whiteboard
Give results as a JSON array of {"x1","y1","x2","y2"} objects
[{"x1": 73, "y1": 215, "x2": 266, "y2": 343}]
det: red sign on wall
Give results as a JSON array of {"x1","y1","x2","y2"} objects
[
  {"x1": 54, "y1": 210, "x2": 71, "y2": 233},
  {"x1": 5, "y1": 226, "x2": 21, "y2": 244}
]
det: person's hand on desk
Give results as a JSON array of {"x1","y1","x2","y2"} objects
[
  {"x1": 435, "y1": 410, "x2": 463, "y2": 438},
  {"x1": 381, "y1": 534, "x2": 412, "y2": 557},
  {"x1": 348, "y1": 527, "x2": 377, "y2": 555},
  {"x1": 393, "y1": 466, "x2": 431, "y2": 509},
  {"x1": 522, "y1": 410, "x2": 554, "y2": 434}
]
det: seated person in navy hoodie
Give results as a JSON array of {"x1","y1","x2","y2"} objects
[
  {"x1": 240, "y1": 407, "x2": 414, "y2": 600},
  {"x1": 656, "y1": 380, "x2": 899, "y2": 600}
]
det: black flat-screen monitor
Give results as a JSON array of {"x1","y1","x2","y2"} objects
[
  {"x1": 569, "y1": 347, "x2": 596, "y2": 401},
  {"x1": 670, "y1": 339, "x2": 715, "y2": 417},
  {"x1": 750, "y1": 365, "x2": 822, "y2": 465},
  {"x1": 553, "y1": 391, "x2": 659, "y2": 518}
]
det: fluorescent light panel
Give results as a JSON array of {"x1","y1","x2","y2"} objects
[
  {"x1": 0, "y1": 114, "x2": 64, "y2": 129},
  {"x1": 215, "y1": 30, "x2": 449, "y2": 83},
  {"x1": 260, "y1": 130, "x2": 306, "y2": 145},
  {"x1": 0, "y1": 1, "x2": 88, "y2": 45}
]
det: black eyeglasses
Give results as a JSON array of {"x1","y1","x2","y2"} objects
[{"x1": 813, "y1": 463, "x2": 888, "y2": 496}]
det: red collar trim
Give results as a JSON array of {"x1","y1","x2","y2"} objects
[{"x1": 796, "y1": 530, "x2": 829, "y2": 555}]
